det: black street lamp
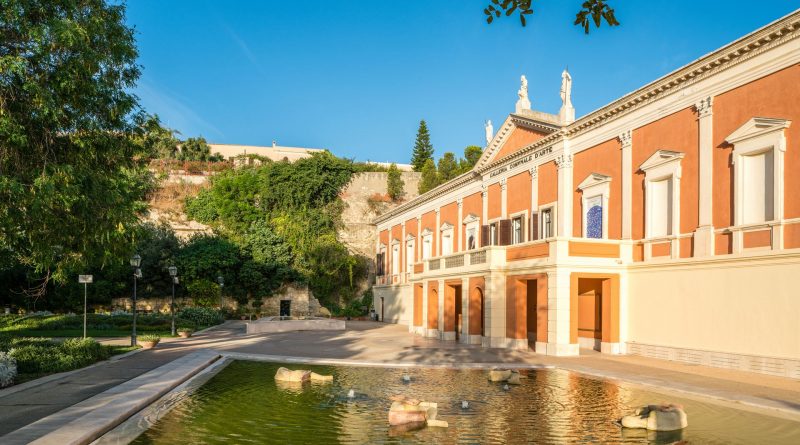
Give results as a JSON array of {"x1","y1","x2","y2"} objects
[
  {"x1": 168, "y1": 265, "x2": 178, "y2": 336},
  {"x1": 130, "y1": 254, "x2": 142, "y2": 347},
  {"x1": 217, "y1": 275, "x2": 225, "y2": 310}
]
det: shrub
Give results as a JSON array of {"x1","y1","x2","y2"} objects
[
  {"x1": 138, "y1": 334, "x2": 161, "y2": 343},
  {"x1": 186, "y1": 279, "x2": 220, "y2": 307},
  {"x1": 176, "y1": 307, "x2": 223, "y2": 328},
  {"x1": 177, "y1": 327, "x2": 193, "y2": 334},
  {"x1": 7, "y1": 337, "x2": 110, "y2": 375},
  {"x1": 0, "y1": 352, "x2": 17, "y2": 388}
]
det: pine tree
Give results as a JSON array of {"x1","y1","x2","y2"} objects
[
  {"x1": 418, "y1": 159, "x2": 440, "y2": 194},
  {"x1": 410, "y1": 120, "x2": 434, "y2": 171},
  {"x1": 387, "y1": 163, "x2": 405, "y2": 201}
]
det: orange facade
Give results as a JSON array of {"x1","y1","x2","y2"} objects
[
  {"x1": 572, "y1": 138, "x2": 622, "y2": 239},
  {"x1": 631, "y1": 107, "x2": 699, "y2": 239},
  {"x1": 487, "y1": 182, "x2": 501, "y2": 220},
  {"x1": 713, "y1": 64, "x2": 800, "y2": 225},
  {"x1": 440, "y1": 201, "x2": 458, "y2": 253},
  {"x1": 538, "y1": 162, "x2": 557, "y2": 206},
  {"x1": 507, "y1": 171, "x2": 532, "y2": 216},
  {"x1": 421, "y1": 210, "x2": 437, "y2": 257}
]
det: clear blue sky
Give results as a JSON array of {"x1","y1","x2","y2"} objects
[{"x1": 125, "y1": 1, "x2": 799, "y2": 164}]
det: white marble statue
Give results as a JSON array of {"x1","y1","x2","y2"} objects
[
  {"x1": 515, "y1": 75, "x2": 531, "y2": 113},
  {"x1": 560, "y1": 69, "x2": 572, "y2": 107},
  {"x1": 485, "y1": 120, "x2": 494, "y2": 145},
  {"x1": 559, "y1": 68, "x2": 576, "y2": 124}
]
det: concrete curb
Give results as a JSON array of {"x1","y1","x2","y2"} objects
[
  {"x1": 1, "y1": 350, "x2": 220, "y2": 445},
  {"x1": 222, "y1": 351, "x2": 557, "y2": 370},
  {"x1": 92, "y1": 357, "x2": 233, "y2": 445}
]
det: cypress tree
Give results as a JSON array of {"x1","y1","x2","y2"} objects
[
  {"x1": 387, "y1": 163, "x2": 405, "y2": 201},
  {"x1": 410, "y1": 120, "x2": 434, "y2": 171}
]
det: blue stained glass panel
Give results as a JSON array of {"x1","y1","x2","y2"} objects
[{"x1": 587, "y1": 205, "x2": 603, "y2": 238}]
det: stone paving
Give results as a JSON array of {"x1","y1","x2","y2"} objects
[{"x1": 1, "y1": 320, "x2": 799, "y2": 441}]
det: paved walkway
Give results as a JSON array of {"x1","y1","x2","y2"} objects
[{"x1": 1, "y1": 320, "x2": 799, "y2": 438}]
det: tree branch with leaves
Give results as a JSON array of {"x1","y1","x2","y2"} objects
[{"x1": 484, "y1": 0, "x2": 620, "y2": 33}]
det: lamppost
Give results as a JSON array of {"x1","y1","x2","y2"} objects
[
  {"x1": 130, "y1": 254, "x2": 142, "y2": 347},
  {"x1": 217, "y1": 275, "x2": 225, "y2": 311},
  {"x1": 168, "y1": 265, "x2": 178, "y2": 336}
]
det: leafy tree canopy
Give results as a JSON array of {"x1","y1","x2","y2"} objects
[{"x1": 0, "y1": 0, "x2": 155, "y2": 291}]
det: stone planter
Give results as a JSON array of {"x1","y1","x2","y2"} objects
[
  {"x1": 178, "y1": 331, "x2": 192, "y2": 338},
  {"x1": 138, "y1": 339, "x2": 159, "y2": 349}
]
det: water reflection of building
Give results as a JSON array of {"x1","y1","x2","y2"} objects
[{"x1": 374, "y1": 10, "x2": 800, "y2": 378}]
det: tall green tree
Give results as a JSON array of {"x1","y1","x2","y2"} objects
[
  {"x1": 410, "y1": 120, "x2": 434, "y2": 172},
  {"x1": 386, "y1": 163, "x2": 405, "y2": 201},
  {"x1": 463, "y1": 145, "x2": 483, "y2": 168},
  {"x1": 437, "y1": 152, "x2": 459, "y2": 182},
  {"x1": 418, "y1": 159, "x2": 440, "y2": 194},
  {"x1": 0, "y1": 0, "x2": 154, "y2": 297}
]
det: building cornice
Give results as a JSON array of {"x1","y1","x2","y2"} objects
[{"x1": 565, "y1": 10, "x2": 800, "y2": 138}]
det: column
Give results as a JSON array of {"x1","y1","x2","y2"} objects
[
  {"x1": 481, "y1": 185, "x2": 488, "y2": 224},
  {"x1": 438, "y1": 280, "x2": 445, "y2": 338},
  {"x1": 500, "y1": 178, "x2": 508, "y2": 219},
  {"x1": 530, "y1": 166, "x2": 539, "y2": 239},
  {"x1": 544, "y1": 269, "x2": 579, "y2": 356},
  {"x1": 694, "y1": 96, "x2": 715, "y2": 257},
  {"x1": 400, "y1": 223, "x2": 406, "y2": 283},
  {"x1": 457, "y1": 198, "x2": 463, "y2": 252},
  {"x1": 435, "y1": 208, "x2": 441, "y2": 257},
  {"x1": 555, "y1": 152, "x2": 573, "y2": 238},
  {"x1": 619, "y1": 130, "x2": 633, "y2": 240},
  {"x1": 460, "y1": 277, "x2": 469, "y2": 343},
  {"x1": 416, "y1": 215, "x2": 422, "y2": 260}
]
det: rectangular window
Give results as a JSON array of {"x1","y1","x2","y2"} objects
[
  {"x1": 441, "y1": 231, "x2": 453, "y2": 255},
  {"x1": 584, "y1": 196, "x2": 603, "y2": 239},
  {"x1": 466, "y1": 227, "x2": 477, "y2": 250},
  {"x1": 406, "y1": 241, "x2": 414, "y2": 272},
  {"x1": 649, "y1": 178, "x2": 672, "y2": 237},
  {"x1": 742, "y1": 151, "x2": 774, "y2": 224},
  {"x1": 511, "y1": 216, "x2": 524, "y2": 244},
  {"x1": 391, "y1": 245, "x2": 399, "y2": 276},
  {"x1": 541, "y1": 208, "x2": 553, "y2": 238},
  {"x1": 489, "y1": 222, "x2": 498, "y2": 245},
  {"x1": 422, "y1": 235, "x2": 432, "y2": 259}
]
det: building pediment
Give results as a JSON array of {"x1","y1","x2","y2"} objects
[
  {"x1": 476, "y1": 114, "x2": 560, "y2": 170},
  {"x1": 639, "y1": 150, "x2": 685, "y2": 172},
  {"x1": 405, "y1": 233, "x2": 415, "y2": 241},
  {"x1": 725, "y1": 117, "x2": 791, "y2": 145},
  {"x1": 421, "y1": 228, "x2": 433, "y2": 237},
  {"x1": 577, "y1": 173, "x2": 612, "y2": 191},
  {"x1": 439, "y1": 222, "x2": 454, "y2": 232},
  {"x1": 462, "y1": 213, "x2": 480, "y2": 224}
]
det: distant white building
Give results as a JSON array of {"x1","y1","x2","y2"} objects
[{"x1": 209, "y1": 142, "x2": 325, "y2": 162}]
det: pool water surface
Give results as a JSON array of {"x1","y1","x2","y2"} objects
[{"x1": 132, "y1": 360, "x2": 800, "y2": 444}]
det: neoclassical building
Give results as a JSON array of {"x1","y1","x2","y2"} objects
[{"x1": 372, "y1": 10, "x2": 800, "y2": 378}]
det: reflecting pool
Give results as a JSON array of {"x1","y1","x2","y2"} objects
[{"x1": 132, "y1": 361, "x2": 800, "y2": 444}]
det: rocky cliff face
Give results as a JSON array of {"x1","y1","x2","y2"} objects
[
  {"x1": 146, "y1": 170, "x2": 421, "y2": 257},
  {"x1": 338, "y1": 172, "x2": 420, "y2": 258}
]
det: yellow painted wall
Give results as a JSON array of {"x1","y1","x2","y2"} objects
[{"x1": 627, "y1": 257, "x2": 800, "y2": 359}]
